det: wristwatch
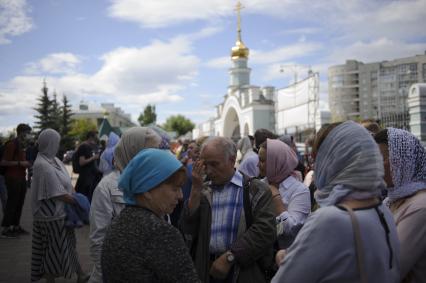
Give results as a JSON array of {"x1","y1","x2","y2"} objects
[{"x1": 226, "y1": 251, "x2": 235, "y2": 263}]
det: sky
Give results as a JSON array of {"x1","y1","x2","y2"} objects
[{"x1": 0, "y1": 0, "x2": 426, "y2": 134}]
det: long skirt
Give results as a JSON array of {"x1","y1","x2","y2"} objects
[{"x1": 31, "y1": 218, "x2": 80, "y2": 282}]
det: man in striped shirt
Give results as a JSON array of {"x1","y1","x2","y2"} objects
[{"x1": 181, "y1": 136, "x2": 276, "y2": 283}]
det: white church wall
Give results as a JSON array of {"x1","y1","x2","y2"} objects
[{"x1": 252, "y1": 108, "x2": 275, "y2": 133}]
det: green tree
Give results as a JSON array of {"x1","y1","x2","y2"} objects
[
  {"x1": 33, "y1": 81, "x2": 54, "y2": 133},
  {"x1": 69, "y1": 119, "x2": 97, "y2": 142},
  {"x1": 163, "y1": 115, "x2": 195, "y2": 136},
  {"x1": 50, "y1": 92, "x2": 62, "y2": 132},
  {"x1": 59, "y1": 94, "x2": 75, "y2": 151},
  {"x1": 138, "y1": 104, "x2": 157, "y2": 126}
]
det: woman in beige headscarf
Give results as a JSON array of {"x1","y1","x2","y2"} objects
[
  {"x1": 31, "y1": 129, "x2": 87, "y2": 282},
  {"x1": 89, "y1": 127, "x2": 161, "y2": 283}
]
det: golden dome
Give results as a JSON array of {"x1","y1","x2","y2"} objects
[
  {"x1": 231, "y1": 39, "x2": 249, "y2": 60},
  {"x1": 231, "y1": 2, "x2": 249, "y2": 60}
]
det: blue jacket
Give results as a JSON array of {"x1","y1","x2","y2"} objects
[{"x1": 65, "y1": 193, "x2": 90, "y2": 228}]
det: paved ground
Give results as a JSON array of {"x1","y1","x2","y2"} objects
[{"x1": 0, "y1": 167, "x2": 93, "y2": 283}]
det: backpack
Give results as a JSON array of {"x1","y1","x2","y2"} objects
[{"x1": 72, "y1": 147, "x2": 81, "y2": 174}]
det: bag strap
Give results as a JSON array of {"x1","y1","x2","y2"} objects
[
  {"x1": 240, "y1": 171, "x2": 253, "y2": 229},
  {"x1": 339, "y1": 204, "x2": 368, "y2": 283}
]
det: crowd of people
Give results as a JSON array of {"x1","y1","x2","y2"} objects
[{"x1": 0, "y1": 119, "x2": 425, "y2": 283}]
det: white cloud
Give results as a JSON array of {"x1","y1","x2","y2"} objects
[
  {"x1": 108, "y1": 0, "x2": 232, "y2": 28},
  {"x1": 107, "y1": 0, "x2": 426, "y2": 44},
  {"x1": 328, "y1": 38, "x2": 426, "y2": 64},
  {"x1": 0, "y1": 0, "x2": 33, "y2": 44},
  {"x1": 337, "y1": 0, "x2": 426, "y2": 42},
  {"x1": 25, "y1": 53, "x2": 82, "y2": 75},
  {"x1": 93, "y1": 37, "x2": 199, "y2": 95},
  {"x1": 252, "y1": 42, "x2": 321, "y2": 65},
  {"x1": 0, "y1": 35, "x2": 201, "y2": 130}
]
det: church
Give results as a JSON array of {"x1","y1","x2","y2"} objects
[{"x1": 192, "y1": 3, "x2": 324, "y2": 141}]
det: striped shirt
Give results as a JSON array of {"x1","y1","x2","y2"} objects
[{"x1": 209, "y1": 171, "x2": 244, "y2": 254}]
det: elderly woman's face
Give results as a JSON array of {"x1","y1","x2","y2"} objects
[
  {"x1": 187, "y1": 142, "x2": 200, "y2": 160},
  {"x1": 378, "y1": 143, "x2": 394, "y2": 188},
  {"x1": 148, "y1": 182, "x2": 183, "y2": 216}
]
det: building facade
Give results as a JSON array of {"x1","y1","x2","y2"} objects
[
  {"x1": 408, "y1": 83, "x2": 426, "y2": 142},
  {"x1": 72, "y1": 101, "x2": 136, "y2": 128},
  {"x1": 328, "y1": 53, "x2": 426, "y2": 129}
]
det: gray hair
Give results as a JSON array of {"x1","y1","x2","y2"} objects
[{"x1": 201, "y1": 136, "x2": 237, "y2": 160}]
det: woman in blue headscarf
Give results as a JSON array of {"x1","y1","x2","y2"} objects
[
  {"x1": 272, "y1": 121, "x2": 400, "y2": 283},
  {"x1": 98, "y1": 132, "x2": 120, "y2": 176},
  {"x1": 101, "y1": 148, "x2": 200, "y2": 283}
]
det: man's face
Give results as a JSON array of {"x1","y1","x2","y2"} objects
[
  {"x1": 19, "y1": 130, "x2": 32, "y2": 144},
  {"x1": 200, "y1": 144, "x2": 235, "y2": 186}
]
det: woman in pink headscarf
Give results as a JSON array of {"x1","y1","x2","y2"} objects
[{"x1": 258, "y1": 138, "x2": 311, "y2": 248}]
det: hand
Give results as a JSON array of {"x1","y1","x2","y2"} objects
[
  {"x1": 275, "y1": 249, "x2": 287, "y2": 266},
  {"x1": 20, "y1": 161, "x2": 31, "y2": 168},
  {"x1": 209, "y1": 253, "x2": 232, "y2": 279},
  {"x1": 192, "y1": 160, "x2": 205, "y2": 189},
  {"x1": 269, "y1": 184, "x2": 280, "y2": 196},
  {"x1": 93, "y1": 153, "x2": 100, "y2": 160}
]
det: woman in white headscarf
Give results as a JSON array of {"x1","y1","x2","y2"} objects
[
  {"x1": 272, "y1": 121, "x2": 400, "y2": 283},
  {"x1": 31, "y1": 129, "x2": 87, "y2": 283},
  {"x1": 89, "y1": 127, "x2": 161, "y2": 283},
  {"x1": 375, "y1": 128, "x2": 426, "y2": 283},
  {"x1": 237, "y1": 136, "x2": 259, "y2": 177}
]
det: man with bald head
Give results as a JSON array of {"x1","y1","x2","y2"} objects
[{"x1": 181, "y1": 136, "x2": 276, "y2": 283}]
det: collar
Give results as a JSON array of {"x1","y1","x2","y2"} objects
[
  {"x1": 229, "y1": 170, "x2": 243, "y2": 188},
  {"x1": 209, "y1": 170, "x2": 243, "y2": 189},
  {"x1": 282, "y1": 175, "x2": 297, "y2": 188}
]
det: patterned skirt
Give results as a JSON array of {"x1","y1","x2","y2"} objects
[{"x1": 31, "y1": 218, "x2": 79, "y2": 282}]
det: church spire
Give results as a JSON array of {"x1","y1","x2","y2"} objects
[{"x1": 231, "y1": 1, "x2": 249, "y2": 60}]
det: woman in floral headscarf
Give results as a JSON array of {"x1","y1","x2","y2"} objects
[{"x1": 375, "y1": 128, "x2": 426, "y2": 283}]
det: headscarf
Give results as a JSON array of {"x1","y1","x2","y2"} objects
[
  {"x1": 387, "y1": 128, "x2": 426, "y2": 201},
  {"x1": 238, "y1": 153, "x2": 259, "y2": 178},
  {"x1": 314, "y1": 121, "x2": 384, "y2": 207},
  {"x1": 100, "y1": 132, "x2": 120, "y2": 173},
  {"x1": 32, "y1": 129, "x2": 73, "y2": 213},
  {"x1": 278, "y1": 135, "x2": 292, "y2": 147},
  {"x1": 113, "y1": 127, "x2": 161, "y2": 172},
  {"x1": 237, "y1": 137, "x2": 253, "y2": 160},
  {"x1": 118, "y1": 148, "x2": 183, "y2": 205},
  {"x1": 149, "y1": 125, "x2": 171, "y2": 150},
  {"x1": 266, "y1": 139, "x2": 299, "y2": 185},
  {"x1": 38, "y1": 128, "x2": 60, "y2": 159}
]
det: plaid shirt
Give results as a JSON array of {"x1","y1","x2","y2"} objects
[{"x1": 209, "y1": 171, "x2": 243, "y2": 254}]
